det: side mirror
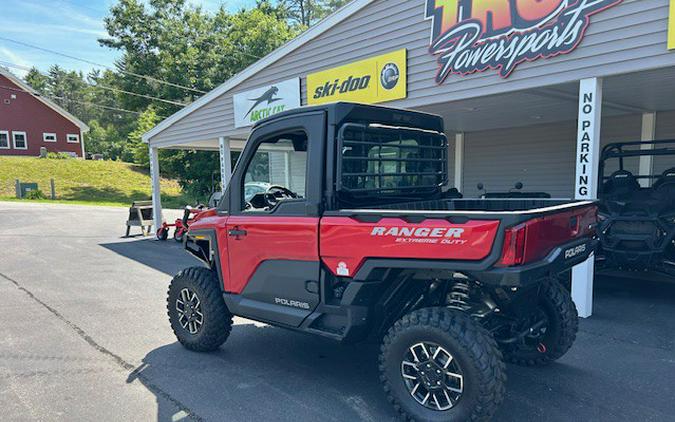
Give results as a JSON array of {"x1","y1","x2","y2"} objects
[
  {"x1": 514, "y1": 182, "x2": 523, "y2": 190},
  {"x1": 477, "y1": 183, "x2": 484, "y2": 191}
]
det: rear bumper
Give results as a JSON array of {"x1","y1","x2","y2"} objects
[
  {"x1": 467, "y1": 237, "x2": 598, "y2": 287},
  {"x1": 597, "y1": 216, "x2": 674, "y2": 271}
]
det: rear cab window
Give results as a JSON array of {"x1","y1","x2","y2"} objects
[{"x1": 337, "y1": 123, "x2": 447, "y2": 206}]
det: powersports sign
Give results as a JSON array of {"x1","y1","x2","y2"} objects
[
  {"x1": 424, "y1": 0, "x2": 622, "y2": 81},
  {"x1": 233, "y1": 78, "x2": 301, "y2": 128},
  {"x1": 306, "y1": 49, "x2": 407, "y2": 105}
]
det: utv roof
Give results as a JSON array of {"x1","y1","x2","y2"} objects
[
  {"x1": 601, "y1": 140, "x2": 675, "y2": 159},
  {"x1": 251, "y1": 102, "x2": 445, "y2": 133}
]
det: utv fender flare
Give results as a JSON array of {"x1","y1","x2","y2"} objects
[{"x1": 184, "y1": 228, "x2": 225, "y2": 292}]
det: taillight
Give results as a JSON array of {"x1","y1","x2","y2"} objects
[
  {"x1": 497, "y1": 223, "x2": 527, "y2": 267},
  {"x1": 497, "y1": 206, "x2": 596, "y2": 267}
]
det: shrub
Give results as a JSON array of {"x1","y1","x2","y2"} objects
[
  {"x1": 46, "y1": 152, "x2": 72, "y2": 159},
  {"x1": 24, "y1": 189, "x2": 47, "y2": 200}
]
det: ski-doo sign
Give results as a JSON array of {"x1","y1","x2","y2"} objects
[
  {"x1": 233, "y1": 78, "x2": 301, "y2": 128},
  {"x1": 424, "y1": 0, "x2": 622, "y2": 81}
]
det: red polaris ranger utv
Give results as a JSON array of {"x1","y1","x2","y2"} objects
[{"x1": 168, "y1": 103, "x2": 597, "y2": 421}]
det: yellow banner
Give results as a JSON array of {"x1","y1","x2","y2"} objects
[
  {"x1": 307, "y1": 49, "x2": 407, "y2": 105},
  {"x1": 670, "y1": 0, "x2": 675, "y2": 50}
]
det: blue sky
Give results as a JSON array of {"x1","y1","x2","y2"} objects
[{"x1": 0, "y1": 0, "x2": 256, "y2": 79}]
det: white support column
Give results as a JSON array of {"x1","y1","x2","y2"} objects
[
  {"x1": 284, "y1": 151, "x2": 292, "y2": 189},
  {"x1": 572, "y1": 77, "x2": 603, "y2": 318},
  {"x1": 80, "y1": 129, "x2": 86, "y2": 159},
  {"x1": 454, "y1": 133, "x2": 464, "y2": 191},
  {"x1": 638, "y1": 112, "x2": 657, "y2": 187},
  {"x1": 149, "y1": 145, "x2": 163, "y2": 232},
  {"x1": 218, "y1": 136, "x2": 232, "y2": 192}
]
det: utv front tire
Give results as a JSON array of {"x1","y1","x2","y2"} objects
[
  {"x1": 167, "y1": 267, "x2": 232, "y2": 352},
  {"x1": 380, "y1": 308, "x2": 506, "y2": 422},
  {"x1": 502, "y1": 279, "x2": 578, "y2": 366}
]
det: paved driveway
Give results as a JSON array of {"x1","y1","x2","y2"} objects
[{"x1": 0, "y1": 202, "x2": 674, "y2": 421}]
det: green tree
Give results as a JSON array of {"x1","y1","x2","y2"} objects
[
  {"x1": 161, "y1": 150, "x2": 221, "y2": 200},
  {"x1": 97, "y1": 0, "x2": 300, "y2": 201},
  {"x1": 99, "y1": 0, "x2": 300, "y2": 116},
  {"x1": 126, "y1": 107, "x2": 161, "y2": 166},
  {"x1": 278, "y1": 0, "x2": 350, "y2": 26},
  {"x1": 85, "y1": 120, "x2": 121, "y2": 159},
  {"x1": 86, "y1": 69, "x2": 137, "y2": 130},
  {"x1": 24, "y1": 68, "x2": 49, "y2": 92}
]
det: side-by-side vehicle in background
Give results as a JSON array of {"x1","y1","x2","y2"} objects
[
  {"x1": 597, "y1": 140, "x2": 675, "y2": 277},
  {"x1": 167, "y1": 103, "x2": 597, "y2": 421}
]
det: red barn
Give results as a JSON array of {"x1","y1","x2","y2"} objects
[{"x1": 0, "y1": 68, "x2": 89, "y2": 158}]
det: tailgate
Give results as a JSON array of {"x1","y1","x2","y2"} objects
[{"x1": 320, "y1": 216, "x2": 500, "y2": 277}]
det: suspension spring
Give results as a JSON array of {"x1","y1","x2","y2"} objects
[{"x1": 447, "y1": 280, "x2": 471, "y2": 311}]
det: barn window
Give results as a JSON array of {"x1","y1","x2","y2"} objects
[
  {"x1": 43, "y1": 133, "x2": 57, "y2": 143},
  {"x1": 0, "y1": 131, "x2": 8, "y2": 149},
  {"x1": 67, "y1": 134, "x2": 79, "y2": 143},
  {"x1": 13, "y1": 131, "x2": 27, "y2": 150}
]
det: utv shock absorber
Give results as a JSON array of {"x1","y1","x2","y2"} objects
[{"x1": 447, "y1": 280, "x2": 472, "y2": 311}]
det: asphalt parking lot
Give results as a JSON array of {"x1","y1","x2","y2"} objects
[{"x1": 1, "y1": 202, "x2": 674, "y2": 422}]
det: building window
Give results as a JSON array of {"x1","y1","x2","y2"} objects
[
  {"x1": 13, "y1": 131, "x2": 27, "y2": 150},
  {"x1": 67, "y1": 134, "x2": 80, "y2": 143},
  {"x1": 0, "y1": 131, "x2": 9, "y2": 149},
  {"x1": 43, "y1": 133, "x2": 57, "y2": 143}
]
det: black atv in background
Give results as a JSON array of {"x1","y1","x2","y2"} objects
[{"x1": 597, "y1": 140, "x2": 675, "y2": 276}]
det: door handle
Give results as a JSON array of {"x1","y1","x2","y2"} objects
[{"x1": 228, "y1": 228, "x2": 247, "y2": 238}]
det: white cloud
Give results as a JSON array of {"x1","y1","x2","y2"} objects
[
  {"x1": 2, "y1": 24, "x2": 107, "y2": 38},
  {"x1": 19, "y1": 0, "x2": 105, "y2": 29},
  {"x1": 0, "y1": 46, "x2": 31, "y2": 77}
]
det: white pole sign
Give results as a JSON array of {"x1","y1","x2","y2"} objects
[
  {"x1": 575, "y1": 78, "x2": 603, "y2": 200},
  {"x1": 572, "y1": 77, "x2": 603, "y2": 318},
  {"x1": 233, "y1": 78, "x2": 301, "y2": 129}
]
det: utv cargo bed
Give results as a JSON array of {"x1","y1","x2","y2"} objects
[{"x1": 335, "y1": 198, "x2": 594, "y2": 214}]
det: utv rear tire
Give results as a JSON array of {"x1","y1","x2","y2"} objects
[
  {"x1": 380, "y1": 308, "x2": 506, "y2": 422},
  {"x1": 167, "y1": 267, "x2": 232, "y2": 352},
  {"x1": 502, "y1": 279, "x2": 578, "y2": 366}
]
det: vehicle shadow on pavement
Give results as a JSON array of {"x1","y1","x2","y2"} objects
[
  {"x1": 125, "y1": 321, "x2": 599, "y2": 422},
  {"x1": 127, "y1": 275, "x2": 675, "y2": 422},
  {"x1": 126, "y1": 322, "x2": 395, "y2": 422},
  {"x1": 100, "y1": 239, "x2": 200, "y2": 276}
]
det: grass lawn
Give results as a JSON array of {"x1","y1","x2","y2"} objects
[{"x1": 0, "y1": 156, "x2": 191, "y2": 208}]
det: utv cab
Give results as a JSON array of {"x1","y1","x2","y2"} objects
[{"x1": 597, "y1": 140, "x2": 675, "y2": 275}]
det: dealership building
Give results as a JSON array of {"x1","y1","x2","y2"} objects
[{"x1": 144, "y1": 0, "x2": 675, "y2": 316}]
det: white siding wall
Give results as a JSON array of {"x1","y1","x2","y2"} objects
[
  {"x1": 462, "y1": 114, "x2": 643, "y2": 198},
  {"x1": 290, "y1": 152, "x2": 307, "y2": 197},
  {"x1": 268, "y1": 151, "x2": 308, "y2": 197},
  {"x1": 268, "y1": 152, "x2": 287, "y2": 186}
]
